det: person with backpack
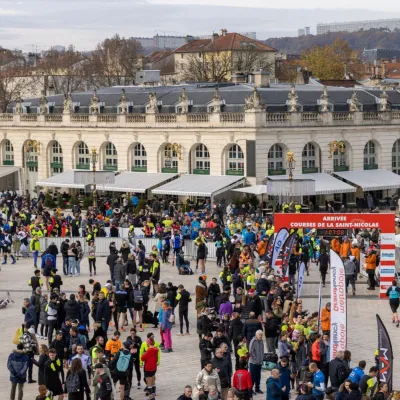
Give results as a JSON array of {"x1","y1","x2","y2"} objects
[
  {"x1": 65, "y1": 358, "x2": 90, "y2": 400},
  {"x1": 232, "y1": 359, "x2": 253, "y2": 400},
  {"x1": 161, "y1": 300, "x2": 174, "y2": 353},
  {"x1": 141, "y1": 338, "x2": 160, "y2": 400},
  {"x1": 132, "y1": 284, "x2": 144, "y2": 332},
  {"x1": 41, "y1": 255, "x2": 55, "y2": 291},
  {"x1": 110, "y1": 342, "x2": 134, "y2": 400}
]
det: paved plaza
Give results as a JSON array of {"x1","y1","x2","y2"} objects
[{"x1": 0, "y1": 255, "x2": 399, "y2": 399}]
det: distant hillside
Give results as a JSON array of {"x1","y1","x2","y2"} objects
[{"x1": 265, "y1": 29, "x2": 400, "y2": 54}]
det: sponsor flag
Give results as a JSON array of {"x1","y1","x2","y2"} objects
[
  {"x1": 317, "y1": 278, "x2": 323, "y2": 333},
  {"x1": 263, "y1": 233, "x2": 275, "y2": 265},
  {"x1": 271, "y1": 228, "x2": 289, "y2": 272},
  {"x1": 281, "y1": 232, "x2": 298, "y2": 274},
  {"x1": 376, "y1": 314, "x2": 393, "y2": 393},
  {"x1": 330, "y1": 249, "x2": 347, "y2": 359},
  {"x1": 297, "y1": 262, "x2": 306, "y2": 298}
]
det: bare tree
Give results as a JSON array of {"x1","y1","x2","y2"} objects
[
  {"x1": 180, "y1": 48, "x2": 274, "y2": 82},
  {"x1": 0, "y1": 51, "x2": 40, "y2": 112},
  {"x1": 88, "y1": 34, "x2": 143, "y2": 87},
  {"x1": 232, "y1": 47, "x2": 274, "y2": 74},
  {"x1": 180, "y1": 52, "x2": 232, "y2": 82},
  {"x1": 40, "y1": 45, "x2": 89, "y2": 95}
]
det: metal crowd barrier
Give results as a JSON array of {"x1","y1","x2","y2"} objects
[{"x1": 39, "y1": 237, "x2": 218, "y2": 260}]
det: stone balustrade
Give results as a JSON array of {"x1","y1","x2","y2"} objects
[{"x1": 1, "y1": 110, "x2": 400, "y2": 128}]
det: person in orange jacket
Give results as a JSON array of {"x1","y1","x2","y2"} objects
[
  {"x1": 320, "y1": 302, "x2": 331, "y2": 334},
  {"x1": 257, "y1": 237, "x2": 268, "y2": 258},
  {"x1": 350, "y1": 244, "x2": 361, "y2": 278},
  {"x1": 366, "y1": 250, "x2": 377, "y2": 290},
  {"x1": 331, "y1": 237, "x2": 340, "y2": 254},
  {"x1": 340, "y1": 237, "x2": 351, "y2": 259}
]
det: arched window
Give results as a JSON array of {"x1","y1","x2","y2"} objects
[
  {"x1": 3, "y1": 140, "x2": 14, "y2": 165},
  {"x1": 26, "y1": 143, "x2": 38, "y2": 172},
  {"x1": 333, "y1": 142, "x2": 348, "y2": 171},
  {"x1": 132, "y1": 143, "x2": 147, "y2": 172},
  {"x1": 162, "y1": 144, "x2": 178, "y2": 173},
  {"x1": 302, "y1": 143, "x2": 318, "y2": 172},
  {"x1": 76, "y1": 142, "x2": 90, "y2": 169},
  {"x1": 104, "y1": 143, "x2": 118, "y2": 171},
  {"x1": 393, "y1": 140, "x2": 400, "y2": 175},
  {"x1": 227, "y1": 144, "x2": 244, "y2": 175},
  {"x1": 193, "y1": 144, "x2": 210, "y2": 174},
  {"x1": 50, "y1": 141, "x2": 63, "y2": 175},
  {"x1": 364, "y1": 141, "x2": 377, "y2": 169},
  {"x1": 268, "y1": 144, "x2": 284, "y2": 174}
]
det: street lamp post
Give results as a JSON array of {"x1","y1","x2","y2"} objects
[
  {"x1": 286, "y1": 151, "x2": 296, "y2": 204},
  {"x1": 24, "y1": 140, "x2": 40, "y2": 196},
  {"x1": 90, "y1": 148, "x2": 98, "y2": 208}
]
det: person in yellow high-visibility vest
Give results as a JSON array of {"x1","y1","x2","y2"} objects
[{"x1": 295, "y1": 203, "x2": 302, "y2": 213}]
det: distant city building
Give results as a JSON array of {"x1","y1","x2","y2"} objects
[
  {"x1": 362, "y1": 48, "x2": 400, "y2": 63},
  {"x1": 317, "y1": 18, "x2": 400, "y2": 34},
  {"x1": 132, "y1": 34, "x2": 186, "y2": 49},
  {"x1": 298, "y1": 27, "x2": 311, "y2": 36}
]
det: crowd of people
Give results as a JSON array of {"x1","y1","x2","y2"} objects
[{"x1": 2, "y1": 189, "x2": 396, "y2": 400}]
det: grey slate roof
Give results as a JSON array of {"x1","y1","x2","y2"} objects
[{"x1": 8, "y1": 83, "x2": 400, "y2": 113}]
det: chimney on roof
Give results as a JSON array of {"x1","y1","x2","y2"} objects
[
  {"x1": 211, "y1": 32, "x2": 219, "y2": 42},
  {"x1": 220, "y1": 29, "x2": 227, "y2": 36},
  {"x1": 185, "y1": 35, "x2": 194, "y2": 43}
]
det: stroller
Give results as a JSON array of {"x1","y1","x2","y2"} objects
[{"x1": 0, "y1": 292, "x2": 14, "y2": 309}]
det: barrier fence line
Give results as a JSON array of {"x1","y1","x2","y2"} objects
[{"x1": 39, "y1": 237, "x2": 218, "y2": 260}]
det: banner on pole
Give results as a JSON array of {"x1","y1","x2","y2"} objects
[
  {"x1": 297, "y1": 262, "x2": 306, "y2": 298},
  {"x1": 377, "y1": 314, "x2": 393, "y2": 393},
  {"x1": 317, "y1": 278, "x2": 323, "y2": 333},
  {"x1": 281, "y1": 232, "x2": 298, "y2": 274},
  {"x1": 271, "y1": 228, "x2": 289, "y2": 273},
  {"x1": 330, "y1": 249, "x2": 347, "y2": 360},
  {"x1": 264, "y1": 234, "x2": 275, "y2": 266}
]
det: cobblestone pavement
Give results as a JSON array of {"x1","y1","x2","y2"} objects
[{"x1": 0, "y1": 255, "x2": 399, "y2": 399}]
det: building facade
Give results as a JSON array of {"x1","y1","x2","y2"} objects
[{"x1": 2, "y1": 84, "x2": 400, "y2": 199}]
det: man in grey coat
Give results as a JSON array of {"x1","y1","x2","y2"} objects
[
  {"x1": 344, "y1": 256, "x2": 357, "y2": 295},
  {"x1": 249, "y1": 330, "x2": 265, "y2": 395},
  {"x1": 113, "y1": 258, "x2": 126, "y2": 290}
]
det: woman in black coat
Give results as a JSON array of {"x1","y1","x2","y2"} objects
[
  {"x1": 32, "y1": 344, "x2": 49, "y2": 385},
  {"x1": 65, "y1": 358, "x2": 90, "y2": 400}
]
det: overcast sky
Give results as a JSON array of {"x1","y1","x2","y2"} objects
[{"x1": 0, "y1": 0, "x2": 398, "y2": 50}]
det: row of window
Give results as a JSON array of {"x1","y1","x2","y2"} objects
[{"x1": 3, "y1": 139, "x2": 399, "y2": 175}]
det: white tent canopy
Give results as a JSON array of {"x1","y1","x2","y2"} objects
[
  {"x1": 36, "y1": 170, "x2": 85, "y2": 189},
  {"x1": 333, "y1": 169, "x2": 400, "y2": 191},
  {"x1": 36, "y1": 170, "x2": 178, "y2": 192},
  {"x1": 232, "y1": 185, "x2": 267, "y2": 195},
  {"x1": 152, "y1": 174, "x2": 245, "y2": 197},
  {"x1": 267, "y1": 173, "x2": 356, "y2": 195},
  {"x1": 101, "y1": 172, "x2": 178, "y2": 193}
]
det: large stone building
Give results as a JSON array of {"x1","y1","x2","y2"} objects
[{"x1": 1, "y1": 83, "x2": 400, "y2": 203}]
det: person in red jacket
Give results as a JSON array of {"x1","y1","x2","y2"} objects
[
  {"x1": 141, "y1": 338, "x2": 160, "y2": 400},
  {"x1": 311, "y1": 334, "x2": 322, "y2": 368},
  {"x1": 232, "y1": 360, "x2": 253, "y2": 400}
]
